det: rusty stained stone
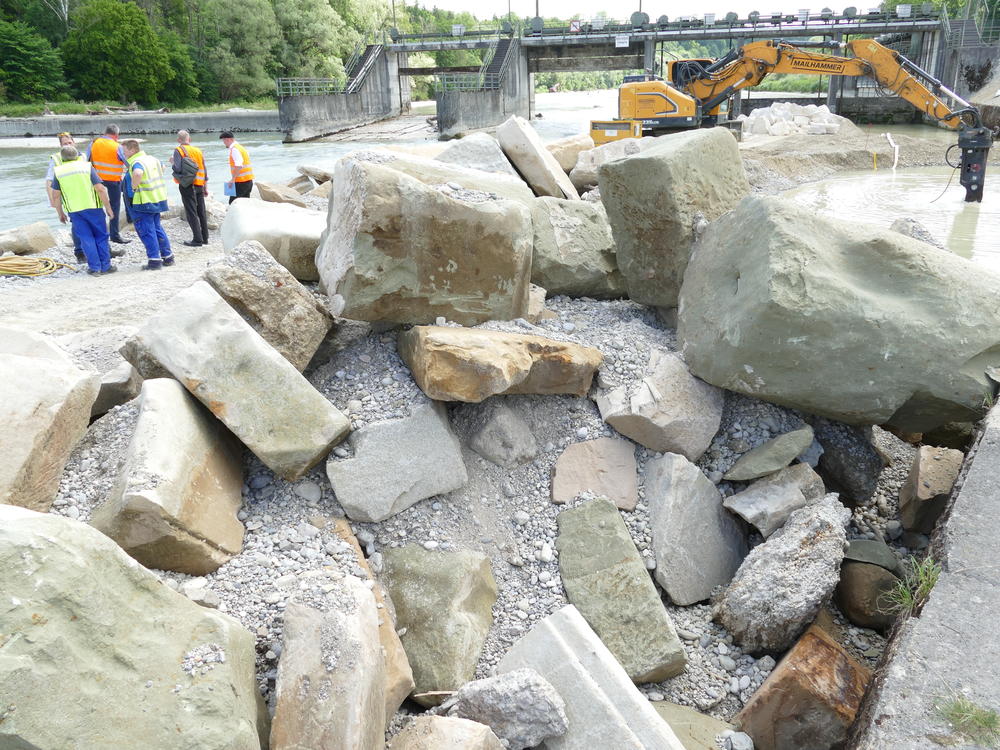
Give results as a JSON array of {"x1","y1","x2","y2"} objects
[{"x1": 735, "y1": 624, "x2": 871, "y2": 750}]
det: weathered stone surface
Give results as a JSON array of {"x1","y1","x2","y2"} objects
[
  {"x1": 714, "y1": 496, "x2": 850, "y2": 654},
  {"x1": 121, "y1": 281, "x2": 350, "y2": 480},
  {"x1": 205, "y1": 240, "x2": 333, "y2": 372},
  {"x1": 599, "y1": 128, "x2": 748, "y2": 307},
  {"x1": 389, "y1": 716, "x2": 504, "y2": 750},
  {"x1": 317, "y1": 158, "x2": 532, "y2": 326},
  {"x1": 922, "y1": 420, "x2": 974, "y2": 450},
  {"x1": 399, "y1": 325, "x2": 602, "y2": 403},
  {"x1": 723, "y1": 483, "x2": 809, "y2": 538},
  {"x1": 723, "y1": 427, "x2": 815, "y2": 481},
  {"x1": 844, "y1": 539, "x2": 904, "y2": 576},
  {"x1": 835, "y1": 561, "x2": 899, "y2": 632},
  {"x1": 256, "y1": 180, "x2": 309, "y2": 208},
  {"x1": 327, "y1": 401, "x2": 467, "y2": 522},
  {"x1": 469, "y1": 401, "x2": 538, "y2": 469},
  {"x1": 899, "y1": 444, "x2": 963, "y2": 533},
  {"x1": 332, "y1": 519, "x2": 415, "y2": 722},
  {"x1": 530, "y1": 197, "x2": 626, "y2": 298},
  {"x1": 307, "y1": 179, "x2": 333, "y2": 199},
  {"x1": 812, "y1": 418, "x2": 882, "y2": 505},
  {"x1": 382, "y1": 546, "x2": 497, "y2": 703},
  {"x1": 547, "y1": 133, "x2": 595, "y2": 173},
  {"x1": 297, "y1": 162, "x2": 333, "y2": 183},
  {"x1": 443, "y1": 669, "x2": 569, "y2": 749},
  {"x1": 557, "y1": 498, "x2": 687, "y2": 682},
  {"x1": 221, "y1": 199, "x2": 326, "y2": 281},
  {"x1": 735, "y1": 625, "x2": 871, "y2": 750},
  {"x1": 551, "y1": 438, "x2": 637, "y2": 510},
  {"x1": 0, "y1": 327, "x2": 99, "y2": 511},
  {"x1": 0, "y1": 220, "x2": 57, "y2": 255},
  {"x1": 497, "y1": 115, "x2": 580, "y2": 199},
  {"x1": 91, "y1": 360, "x2": 142, "y2": 417},
  {"x1": 678, "y1": 195, "x2": 1000, "y2": 432},
  {"x1": 596, "y1": 348, "x2": 724, "y2": 461},
  {"x1": 647, "y1": 453, "x2": 747, "y2": 606},
  {"x1": 497, "y1": 605, "x2": 686, "y2": 750},
  {"x1": 435, "y1": 132, "x2": 519, "y2": 177},
  {"x1": 569, "y1": 136, "x2": 656, "y2": 191},
  {"x1": 90, "y1": 379, "x2": 244, "y2": 575},
  {"x1": 0, "y1": 507, "x2": 267, "y2": 750},
  {"x1": 651, "y1": 702, "x2": 735, "y2": 750},
  {"x1": 525, "y1": 283, "x2": 558, "y2": 323},
  {"x1": 748, "y1": 463, "x2": 825, "y2": 503},
  {"x1": 270, "y1": 580, "x2": 385, "y2": 750},
  {"x1": 890, "y1": 216, "x2": 943, "y2": 248},
  {"x1": 286, "y1": 173, "x2": 316, "y2": 194}
]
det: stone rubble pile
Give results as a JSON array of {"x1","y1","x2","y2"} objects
[
  {"x1": 738, "y1": 101, "x2": 856, "y2": 137},
  {"x1": 1, "y1": 112, "x2": 992, "y2": 750}
]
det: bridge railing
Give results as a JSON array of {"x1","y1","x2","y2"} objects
[{"x1": 276, "y1": 78, "x2": 347, "y2": 97}]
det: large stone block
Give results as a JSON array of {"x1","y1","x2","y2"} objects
[
  {"x1": 557, "y1": 498, "x2": 687, "y2": 682},
  {"x1": 389, "y1": 716, "x2": 503, "y2": 750},
  {"x1": 834, "y1": 560, "x2": 899, "y2": 632},
  {"x1": 723, "y1": 483, "x2": 809, "y2": 538},
  {"x1": 221, "y1": 199, "x2": 326, "y2": 281},
  {"x1": 646, "y1": 452, "x2": 747, "y2": 605},
  {"x1": 0, "y1": 220, "x2": 56, "y2": 255},
  {"x1": 599, "y1": 128, "x2": 748, "y2": 307},
  {"x1": 435, "y1": 132, "x2": 519, "y2": 177},
  {"x1": 530, "y1": 197, "x2": 626, "y2": 298},
  {"x1": 496, "y1": 605, "x2": 686, "y2": 750},
  {"x1": 121, "y1": 280, "x2": 350, "y2": 480},
  {"x1": 735, "y1": 625, "x2": 871, "y2": 750},
  {"x1": 204, "y1": 240, "x2": 334, "y2": 372},
  {"x1": 326, "y1": 401, "x2": 467, "y2": 523},
  {"x1": 497, "y1": 115, "x2": 580, "y2": 199},
  {"x1": 0, "y1": 507, "x2": 268, "y2": 750},
  {"x1": 90, "y1": 379, "x2": 244, "y2": 575},
  {"x1": 317, "y1": 159, "x2": 532, "y2": 326},
  {"x1": 270, "y1": 580, "x2": 385, "y2": 750},
  {"x1": 91, "y1": 361, "x2": 142, "y2": 418},
  {"x1": 678, "y1": 196, "x2": 1000, "y2": 432},
  {"x1": 569, "y1": 136, "x2": 656, "y2": 191},
  {"x1": 723, "y1": 427, "x2": 815, "y2": 481},
  {"x1": 382, "y1": 546, "x2": 497, "y2": 703},
  {"x1": 899, "y1": 444, "x2": 963, "y2": 533},
  {"x1": 0, "y1": 327, "x2": 99, "y2": 511},
  {"x1": 399, "y1": 325, "x2": 602, "y2": 403},
  {"x1": 812, "y1": 418, "x2": 882, "y2": 505},
  {"x1": 547, "y1": 133, "x2": 595, "y2": 173},
  {"x1": 552, "y1": 438, "x2": 637, "y2": 510},
  {"x1": 255, "y1": 180, "x2": 309, "y2": 208}
]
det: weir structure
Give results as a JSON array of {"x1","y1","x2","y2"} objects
[{"x1": 276, "y1": 6, "x2": 1000, "y2": 142}]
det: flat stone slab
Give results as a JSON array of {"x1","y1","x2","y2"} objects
[
  {"x1": 0, "y1": 220, "x2": 56, "y2": 255},
  {"x1": 651, "y1": 702, "x2": 734, "y2": 750},
  {"x1": 121, "y1": 280, "x2": 350, "y2": 480},
  {"x1": 220, "y1": 199, "x2": 326, "y2": 281},
  {"x1": 435, "y1": 132, "x2": 519, "y2": 177},
  {"x1": 497, "y1": 115, "x2": 580, "y2": 200},
  {"x1": 723, "y1": 427, "x2": 815, "y2": 481},
  {"x1": 389, "y1": 716, "x2": 504, "y2": 750},
  {"x1": 723, "y1": 483, "x2": 809, "y2": 538},
  {"x1": 551, "y1": 438, "x2": 637, "y2": 510}
]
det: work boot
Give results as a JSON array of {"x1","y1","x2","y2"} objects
[
  {"x1": 74, "y1": 251, "x2": 86, "y2": 263},
  {"x1": 182, "y1": 240, "x2": 200, "y2": 247},
  {"x1": 109, "y1": 247, "x2": 126, "y2": 258},
  {"x1": 86, "y1": 268, "x2": 102, "y2": 275},
  {"x1": 110, "y1": 237, "x2": 128, "y2": 245},
  {"x1": 161, "y1": 254, "x2": 175, "y2": 267},
  {"x1": 141, "y1": 259, "x2": 163, "y2": 271},
  {"x1": 102, "y1": 265, "x2": 118, "y2": 275}
]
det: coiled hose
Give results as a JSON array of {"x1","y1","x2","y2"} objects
[{"x1": 0, "y1": 256, "x2": 76, "y2": 277}]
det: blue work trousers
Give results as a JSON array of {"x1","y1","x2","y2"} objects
[
  {"x1": 70, "y1": 224, "x2": 82, "y2": 252},
  {"x1": 133, "y1": 212, "x2": 172, "y2": 261},
  {"x1": 69, "y1": 208, "x2": 111, "y2": 272},
  {"x1": 103, "y1": 180, "x2": 124, "y2": 240}
]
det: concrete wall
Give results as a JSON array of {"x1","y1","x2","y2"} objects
[
  {"x1": 942, "y1": 41, "x2": 1000, "y2": 100},
  {"x1": 435, "y1": 43, "x2": 531, "y2": 137},
  {"x1": 0, "y1": 110, "x2": 280, "y2": 138}
]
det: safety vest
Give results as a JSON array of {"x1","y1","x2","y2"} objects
[
  {"x1": 53, "y1": 159, "x2": 101, "y2": 213},
  {"x1": 126, "y1": 151, "x2": 168, "y2": 205},
  {"x1": 229, "y1": 142, "x2": 254, "y2": 183},
  {"x1": 90, "y1": 136, "x2": 124, "y2": 182},
  {"x1": 174, "y1": 144, "x2": 207, "y2": 186},
  {"x1": 50, "y1": 150, "x2": 87, "y2": 167}
]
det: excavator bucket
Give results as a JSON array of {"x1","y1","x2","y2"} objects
[{"x1": 958, "y1": 124, "x2": 993, "y2": 203}]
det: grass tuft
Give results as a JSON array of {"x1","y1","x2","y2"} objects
[
  {"x1": 878, "y1": 555, "x2": 941, "y2": 617},
  {"x1": 936, "y1": 697, "x2": 1000, "y2": 747}
]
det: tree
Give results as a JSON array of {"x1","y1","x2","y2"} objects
[
  {"x1": 62, "y1": 0, "x2": 170, "y2": 103},
  {"x1": 0, "y1": 18, "x2": 66, "y2": 101},
  {"x1": 158, "y1": 29, "x2": 199, "y2": 104},
  {"x1": 274, "y1": 0, "x2": 350, "y2": 79},
  {"x1": 196, "y1": 0, "x2": 280, "y2": 100}
]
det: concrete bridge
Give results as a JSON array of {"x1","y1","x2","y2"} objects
[{"x1": 277, "y1": 9, "x2": 997, "y2": 141}]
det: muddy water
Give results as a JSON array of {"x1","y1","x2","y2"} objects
[{"x1": 783, "y1": 166, "x2": 1000, "y2": 272}]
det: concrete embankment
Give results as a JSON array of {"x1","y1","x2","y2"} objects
[{"x1": 0, "y1": 110, "x2": 280, "y2": 138}]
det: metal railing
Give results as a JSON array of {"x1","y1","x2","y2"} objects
[
  {"x1": 436, "y1": 37, "x2": 518, "y2": 91},
  {"x1": 276, "y1": 78, "x2": 347, "y2": 96},
  {"x1": 346, "y1": 44, "x2": 384, "y2": 94}
]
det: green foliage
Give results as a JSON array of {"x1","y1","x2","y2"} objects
[
  {"x1": 0, "y1": 18, "x2": 66, "y2": 101},
  {"x1": 754, "y1": 74, "x2": 828, "y2": 93},
  {"x1": 62, "y1": 0, "x2": 170, "y2": 104},
  {"x1": 534, "y1": 70, "x2": 636, "y2": 93},
  {"x1": 879, "y1": 556, "x2": 942, "y2": 617},
  {"x1": 274, "y1": 0, "x2": 350, "y2": 79},
  {"x1": 195, "y1": 0, "x2": 281, "y2": 100},
  {"x1": 936, "y1": 697, "x2": 1000, "y2": 747},
  {"x1": 158, "y1": 29, "x2": 198, "y2": 104}
]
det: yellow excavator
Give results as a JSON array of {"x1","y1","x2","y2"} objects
[{"x1": 591, "y1": 38, "x2": 993, "y2": 201}]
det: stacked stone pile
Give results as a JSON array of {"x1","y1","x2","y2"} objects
[
  {"x1": 739, "y1": 102, "x2": 858, "y2": 137},
  {"x1": 1, "y1": 114, "x2": 992, "y2": 750}
]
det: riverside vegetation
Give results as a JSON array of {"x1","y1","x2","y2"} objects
[{"x1": 0, "y1": 106, "x2": 995, "y2": 749}]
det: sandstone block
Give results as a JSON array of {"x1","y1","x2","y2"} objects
[
  {"x1": 0, "y1": 327, "x2": 99, "y2": 511},
  {"x1": 326, "y1": 401, "x2": 467, "y2": 523},
  {"x1": 569, "y1": 136, "x2": 656, "y2": 191},
  {"x1": 551, "y1": 437, "x2": 637, "y2": 510},
  {"x1": 651, "y1": 702, "x2": 735, "y2": 750},
  {"x1": 204, "y1": 240, "x2": 334, "y2": 372},
  {"x1": 285, "y1": 173, "x2": 316, "y2": 194},
  {"x1": 91, "y1": 360, "x2": 142, "y2": 417},
  {"x1": 221, "y1": 199, "x2": 326, "y2": 281},
  {"x1": 0, "y1": 220, "x2": 56, "y2": 255},
  {"x1": 297, "y1": 162, "x2": 334, "y2": 183},
  {"x1": 307, "y1": 180, "x2": 333, "y2": 200},
  {"x1": 399, "y1": 325, "x2": 602, "y2": 403},
  {"x1": 557, "y1": 498, "x2": 687, "y2": 682},
  {"x1": 90, "y1": 378, "x2": 244, "y2": 575},
  {"x1": 646, "y1": 453, "x2": 747, "y2": 605},
  {"x1": 435, "y1": 132, "x2": 519, "y2": 177},
  {"x1": 255, "y1": 180, "x2": 309, "y2": 208},
  {"x1": 723, "y1": 483, "x2": 809, "y2": 538},
  {"x1": 596, "y1": 348, "x2": 724, "y2": 461},
  {"x1": 496, "y1": 605, "x2": 686, "y2": 750},
  {"x1": 599, "y1": 128, "x2": 749, "y2": 307},
  {"x1": 748, "y1": 463, "x2": 825, "y2": 503},
  {"x1": 547, "y1": 133, "x2": 595, "y2": 173},
  {"x1": 317, "y1": 159, "x2": 532, "y2": 326},
  {"x1": 121, "y1": 280, "x2": 350, "y2": 480},
  {"x1": 899, "y1": 444, "x2": 963, "y2": 533},
  {"x1": 723, "y1": 427, "x2": 814, "y2": 481},
  {"x1": 497, "y1": 115, "x2": 580, "y2": 199},
  {"x1": 389, "y1": 716, "x2": 503, "y2": 750},
  {"x1": 468, "y1": 401, "x2": 538, "y2": 469}
]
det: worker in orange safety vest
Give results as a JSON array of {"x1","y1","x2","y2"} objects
[
  {"x1": 219, "y1": 130, "x2": 253, "y2": 204},
  {"x1": 87, "y1": 123, "x2": 130, "y2": 244}
]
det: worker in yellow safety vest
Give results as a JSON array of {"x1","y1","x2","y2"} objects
[
  {"x1": 87, "y1": 124, "x2": 130, "y2": 245},
  {"x1": 171, "y1": 129, "x2": 210, "y2": 246},
  {"x1": 45, "y1": 132, "x2": 87, "y2": 262},
  {"x1": 219, "y1": 130, "x2": 254, "y2": 203},
  {"x1": 49, "y1": 145, "x2": 116, "y2": 275},
  {"x1": 122, "y1": 139, "x2": 174, "y2": 270}
]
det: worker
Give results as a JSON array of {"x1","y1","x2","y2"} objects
[
  {"x1": 121, "y1": 139, "x2": 173, "y2": 270},
  {"x1": 45, "y1": 132, "x2": 86, "y2": 263},
  {"x1": 219, "y1": 131, "x2": 254, "y2": 203},
  {"x1": 87, "y1": 124, "x2": 129, "y2": 244},
  {"x1": 171, "y1": 130, "x2": 209, "y2": 246},
  {"x1": 50, "y1": 145, "x2": 116, "y2": 275}
]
